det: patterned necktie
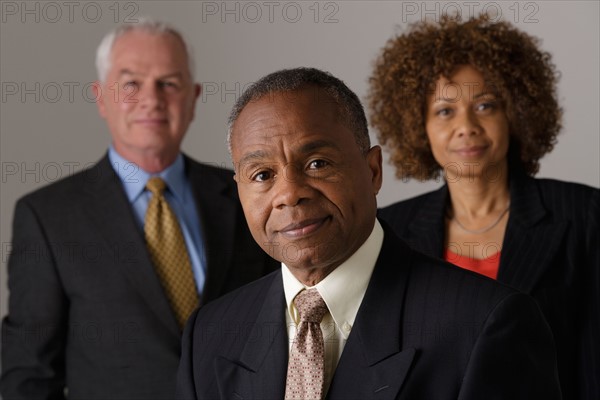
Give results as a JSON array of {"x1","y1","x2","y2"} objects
[
  {"x1": 285, "y1": 288, "x2": 329, "y2": 400},
  {"x1": 145, "y1": 177, "x2": 199, "y2": 329}
]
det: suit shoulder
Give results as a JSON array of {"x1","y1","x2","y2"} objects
[
  {"x1": 185, "y1": 156, "x2": 233, "y2": 176},
  {"x1": 533, "y1": 178, "x2": 599, "y2": 219},
  {"x1": 192, "y1": 161, "x2": 234, "y2": 180},
  {"x1": 378, "y1": 188, "x2": 443, "y2": 223},
  {"x1": 185, "y1": 157, "x2": 238, "y2": 193},
  {"x1": 414, "y1": 245, "x2": 516, "y2": 292},
  {"x1": 15, "y1": 162, "x2": 102, "y2": 210},
  {"x1": 195, "y1": 270, "x2": 280, "y2": 321},
  {"x1": 535, "y1": 177, "x2": 598, "y2": 197},
  {"x1": 381, "y1": 230, "x2": 518, "y2": 303}
]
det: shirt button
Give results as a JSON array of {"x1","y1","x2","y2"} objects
[{"x1": 342, "y1": 322, "x2": 351, "y2": 332}]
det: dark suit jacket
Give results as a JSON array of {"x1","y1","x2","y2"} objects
[
  {"x1": 1, "y1": 154, "x2": 278, "y2": 399},
  {"x1": 177, "y1": 223, "x2": 561, "y2": 399},
  {"x1": 379, "y1": 172, "x2": 600, "y2": 399}
]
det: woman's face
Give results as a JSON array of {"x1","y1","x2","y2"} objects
[{"x1": 425, "y1": 65, "x2": 510, "y2": 182}]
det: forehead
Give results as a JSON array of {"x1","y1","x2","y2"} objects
[
  {"x1": 429, "y1": 65, "x2": 498, "y2": 101},
  {"x1": 231, "y1": 89, "x2": 349, "y2": 156},
  {"x1": 109, "y1": 31, "x2": 189, "y2": 75}
]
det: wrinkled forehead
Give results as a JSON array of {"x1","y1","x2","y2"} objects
[
  {"x1": 110, "y1": 30, "x2": 191, "y2": 73},
  {"x1": 234, "y1": 89, "x2": 340, "y2": 139},
  {"x1": 231, "y1": 87, "x2": 343, "y2": 144}
]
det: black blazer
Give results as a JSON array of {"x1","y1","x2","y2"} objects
[
  {"x1": 177, "y1": 224, "x2": 561, "y2": 399},
  {"x1": 1, "y1": 154, "x2": 278, "y2": 399},
  {"x1": 379, "y1": 172, "x2": 600, "y2": 399}
]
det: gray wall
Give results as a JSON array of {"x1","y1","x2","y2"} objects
[{"x1": 1, "y1": 1, "x2": 598, "y2": 322}]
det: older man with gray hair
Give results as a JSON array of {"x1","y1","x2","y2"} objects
[{"x1": 1, "y1": 18, "x2": 276, "y2": 399}]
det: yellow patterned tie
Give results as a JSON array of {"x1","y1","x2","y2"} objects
[
  {"x1": 285, "y1": 288, "x2": 329, "y2": 400},
  {"x1": 145, "y1": 177, "x2": 199, "y2": 329}
]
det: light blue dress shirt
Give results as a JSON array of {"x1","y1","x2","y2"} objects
[{"x1": 108, "y1": 147, "x2": 207, "y2": 296}]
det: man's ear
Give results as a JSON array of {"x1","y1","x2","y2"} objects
[
  {"x1": 366, "y1": 145, "x2": 383, "y2": 195},
  {"x1": 189, "y1": 83, "x2": 202, "y2": 120},
  {"x1": 93, "y1": 81, "x2": 107, "y2": 119}
]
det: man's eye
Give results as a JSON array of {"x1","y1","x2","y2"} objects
[
  {"x1": 308, "y1": 160, "x2": 328, "y2": 170},
  {"x1": 252, "y1": 171, "x2": 273, "y2": 182},
  {"x1": 123, "y1": 81, "x2": 138, "y2": 90},
  {"x1": 159, "y1": 81, "x2": 178, "y2": 89}
]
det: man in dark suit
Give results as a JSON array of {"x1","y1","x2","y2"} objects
[
  {"x1": 176, "y1": 67, "x2": 562, "y2": 399},
  {"x1": 0, "y1": 19, "x2": 277, "y2": 399}
]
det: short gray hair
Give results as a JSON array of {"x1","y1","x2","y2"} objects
[
  {"x1": 227, "y1": 67, "x2": 370, "y2": 155},
  {"x1": 95, "y1": 17, "x2": 195, "y2": 83}
]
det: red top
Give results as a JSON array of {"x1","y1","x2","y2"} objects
[{"x1": 444, "y1": 249, "x2": 501, "y2": 280}]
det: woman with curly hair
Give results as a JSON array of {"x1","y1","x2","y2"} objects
[{"x1": 370, "y1": 15, "x2": 599, "y2": 399}]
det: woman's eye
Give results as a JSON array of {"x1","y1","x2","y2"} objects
[
  {"x1": 435, "y1": 108, "x2": 451, "y2": 117},
  {"x1": 476, "y1": 101, "x2": 496, "y2": 112}
]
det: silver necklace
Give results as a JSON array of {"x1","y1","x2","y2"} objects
[{"x1": 451, "y1": 204, "x2": 510, "y2": 234}]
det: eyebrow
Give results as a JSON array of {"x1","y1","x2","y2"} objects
[
  {"x1": 237, "y1": 139, "x2": 340, "y2": 165},
  {"x1": 435, "y1": 90, "x2": 498, "y2": 103},
  {"x1": 473, "y1": 91, "x2": 497, "y2": 100},
  {"x1": 238, "y1": 150, "x2": 270, "y2": 166}
]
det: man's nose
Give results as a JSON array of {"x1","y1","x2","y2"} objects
[
  {"x1": 137, "y1": 83, "x2": 166, "y2": 109},
  {"x1": 272, "y1": 164, "x2": 313, "y2": 209}
]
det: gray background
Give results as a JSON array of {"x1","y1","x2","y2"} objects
[{"x1": 1, "y1": 1, "x2": 598, "y2": 323}]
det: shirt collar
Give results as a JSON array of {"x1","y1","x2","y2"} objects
[
  {"x1": 282, "y1": 219, "x2": 384, "y2": 339},
  {"x1": 108, "y1": 146, "x2": 186, "y2": 202}
]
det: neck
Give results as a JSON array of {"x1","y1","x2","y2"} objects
[
  {"x1": 446, "y1": 162, "x2": 510, "y2": 218},
  {"x1": 288, "y1": 264, "x2": 338, "y2": 287},
  {"x1": 113, "y1": 145, "x2": 178, "y2": 174}
]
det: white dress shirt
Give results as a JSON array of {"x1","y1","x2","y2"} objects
[{"x1": 282, "y1": 219, "x2": 384, "y2": 394}]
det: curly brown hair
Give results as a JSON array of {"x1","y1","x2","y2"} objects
[{"x1": 368, "y1": 14, "x2": 562, "y2": 180}]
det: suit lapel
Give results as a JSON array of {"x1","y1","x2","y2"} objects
[
  {"x1": 328, "y1": 230, "x2": 416, "y2": 400},
  {"x1": 498, "y1": 173, "x2": 567, "y2": 292},
  {"x1": 82, "y1": 155, "x2": 180, "y2": 338},
  {"x1": 214, "y1": 273, "x2": 288, "y2": 399},
  {"x1": 407, "y1": 172, "x2": 566, "y2": 294},
  {"x1": 185, "y1": 157, "x2": 237, "y2": 303},
  {"x1": 407, "y1": 185, "x2": 447, "y2": 258}
]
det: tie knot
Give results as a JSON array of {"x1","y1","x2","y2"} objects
[
  {"x1": 294, "y1": 289, "x2": 328, "y2": 323},
  {"x1": 146, "y1": 176, "x2": 166, "y2": 195}
]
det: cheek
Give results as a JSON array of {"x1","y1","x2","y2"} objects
[
  {"x1": 118, "y1": 100, "x2": 135, "y2": 113},
  {"x1": 173, "y1": 98, "x2": 194, "y2": 117},
  {"x1": 239, "y1": 192, "x2": 270, "y2": 232},
  {"x1": 425, "y1": 132, "x2": 445, "y2": 159},
  {"x1": 490, "y1": 120, "x2": 510, "y2": 149}
]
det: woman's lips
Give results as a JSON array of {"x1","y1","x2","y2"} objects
[
  {"x1": 453, "y1": 145, "x2": 488, "y2": 157},
  {"x1": 278, "y1": 217, "x2": 329, "y2": 239}
]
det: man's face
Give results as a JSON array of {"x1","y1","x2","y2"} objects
[
  {"x1": 231, "y1": 87, "x2": 382, "y2": 284},
  {"x1": 96, "y1": 31, "x2": 200, "y2": 166}
]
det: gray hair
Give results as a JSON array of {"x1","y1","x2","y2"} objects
[
  {"x1": 95, "y1": 17, "x2": 195, "y2": 83},
  {"x1": 227, "y1": 67, "x2": 370, "y2": 155}
]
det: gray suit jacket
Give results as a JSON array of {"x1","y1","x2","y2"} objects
[{"x1": 1, "y1": 154, "x2": 278, "y2": 399}]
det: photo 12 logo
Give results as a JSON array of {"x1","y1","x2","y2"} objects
[
  {"x1": 399, "y1": 1, "x2": 540, "y2": 23},
  {"x1": 1, "y1": 1, "x2": 139, "y2": 24},
  {"x1": 200, "y1": 1, "x2": 340, "y2": 24}
]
